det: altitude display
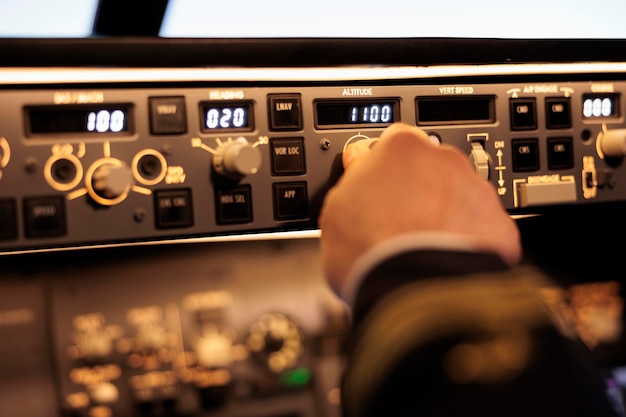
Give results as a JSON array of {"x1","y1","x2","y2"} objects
[
  {"x1": 200, "y1": 101, "x2": 254, "y2": 132},
  {"x1": 27, "y1": 104, "x2": 132, "y2": 135},
  {"x1": 315, "y1": 99, "x2": 399, "y2": 128}
]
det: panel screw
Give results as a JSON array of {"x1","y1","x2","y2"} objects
[
  {"x1": 134, "y1": 209, "x2": 146, "y2": 222},
  {"x1": 25, "y1": 157, "x2": 38, "y2": 174},
  {"x1": 320, "y1": 139, "x2": 331, "y2": 150}
]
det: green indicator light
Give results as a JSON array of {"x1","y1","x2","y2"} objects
[{"x1": 280, "y1": 367, "x2": 311, "y2": 387}]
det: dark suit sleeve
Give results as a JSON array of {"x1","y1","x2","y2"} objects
[{"x1": 341, "y1": 249, "x2": 620, "y2": 417}]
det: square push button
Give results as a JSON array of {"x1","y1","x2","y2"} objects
[
  {"x1": 545, "y1": 97, "x2": 572, "y2": 129},
  {"x1": 547, "y1": 137, "x2": 574, "y2": 170},
  {"x1": 149, "y1": 96, "x2": 187, "y2": 135},
  {"x1": 510, "y1": 98, "x2": 537, "y2": 131},
  {"x1": 512, "y1": 139, "x2": 540, "y2": 172},
  {"x1": 216, "y1": 185, "x2": 253, "y2": 225},
  {"x1": 0, "y1": 198, "x2": 17, "y2": 240},
  {"x1": 154, "y1": 189, "x2": 194, "y2": 229},
  {"x1": 268, "y1": 94, "x2": 302, "y2": 131},
  {"x1": 23, "y1": 196, "x2": 66, "y2": 238},
  {"x1": 273, "y1": 182, "x2": 309, "y2": 220},
  {"x1": 271, "y1": 138, "x2": 306, "y2": 175}
]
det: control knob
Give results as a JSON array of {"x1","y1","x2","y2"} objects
[
  {"x1": 598, "y1": 128, "x2": 626, "y2": 158},
  {"x1": 86, "y1": 158, "x2": 134, "y2": 206},
  {"x1": 93, "y1": 162, "x2": 133, "y2": 198},
  {"x1": 212, "y1": 137, "x2": 262, "y2": 179}
]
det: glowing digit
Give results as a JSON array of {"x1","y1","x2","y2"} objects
[
  {"x1": 206, "y1": 108, "x2": 219, "y2": 129},
  {"x1": 381, "y1": 105, "x2": 391, "y2": 122},
  {"x1": 96, "y1": 110, "x2": 110, "y2": 133},
  {"x1": 220, "y1": 108, "x2": 232, "y2": 128},
  {"x1": 233, "y1": 108, "x2": 246, "y2": 127},
  {"x1": 602, "y1": 98, "x2": 612, "y2": 117},
  {"x1": 592, "y1": 98, "x2": 602, "y2": 117},
  {"x1": 370, "y1": 105, "x2": 380, "y2": 122},
  {"x1": 583, "y1": 99, "x2": 592, "y2": 117},
  {"x1": 87, "y1": 112, "x2": 96, "y2": 131},
  {"x1": 110, "y1": 110, "x2": 125, "y2": 132}
]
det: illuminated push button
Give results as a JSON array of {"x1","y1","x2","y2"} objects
[
  {"x1": 149, "y1": 96, "x2": 187, "y2": 134},
  {"x1": 270, "y1": 138, "x2": 306, "y2": 175},
  {"x1": 23, "y1": 196, "x2": 66, "y2": 238},
  {"x1": 215, "y1": 185, "x2": 252, "y2": 225},
  {"x1": 0, "y1": 198, "x2": 17, "y2": 240},
  {"x1": 273, "y1": 182, "x2": 309, "y2": 220},
  {"x1": 511, "y1": 138, "x2": 540, "y2": 172},
  {"x1": 510, "y1": 98, "x2": 537, "y2": 131},
  {"x1": 547, "y1": 137, "x2": 574, "y2": 170},
  {"x1": 154, "y1": 189, "x2": 194, "y2": 229},
  {"x1": 268, "y1": 94, "x2": 302, "y2": 131},
  {"x1": 545, "y1": 97, "x2": 571, "y2": 129}
]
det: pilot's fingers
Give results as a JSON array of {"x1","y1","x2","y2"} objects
[
  {"x1": 342, "y1": 138, "x2": 378, "y2": 170},
  {"x1": 342, "y1": 123, "x2": 436, "y2": 170},
  {"x1": 378, "y1": 122, "x2": 436, "y2": 147}
]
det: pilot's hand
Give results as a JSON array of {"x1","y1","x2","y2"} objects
[{"x1": 319, "y1": 123, "x2": 521, "y2": 293}]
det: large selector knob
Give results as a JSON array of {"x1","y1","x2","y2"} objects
[
  {"x1": 212, "y1": 137, "x2": 262, "y2": 179},
  {"x1": 598, "y1": 128, "x2": 626, "y2": 158},
  {"x1": 92, "y1": 161, "x2": 133, "y2": 199}
]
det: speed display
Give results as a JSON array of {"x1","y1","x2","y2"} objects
[
  {"x1": 315, "y1": 99, "x2": 400, "y2": 128},
  {"x1": 26, "y1": 104, "x2": 133, "y2": 135}
]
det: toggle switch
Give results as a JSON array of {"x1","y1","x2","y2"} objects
[{"x1": 468, "y1": 141, "x2": 490, "y2": 180}]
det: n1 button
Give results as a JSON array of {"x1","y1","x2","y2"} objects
[{"x1": 268, "y1": 94, "x2": 302, "y2": 131}]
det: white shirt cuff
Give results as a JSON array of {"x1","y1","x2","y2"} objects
[{"x1": 340, "y1": 232, "x2": 488, "y2": 308}]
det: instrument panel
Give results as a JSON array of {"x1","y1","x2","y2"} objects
[
  {"x1": 3, "y1": 63, "x2": 626, "y2": 254},
  {"x1": 4, "y1": 58, "x2": 626, "y2": 417}
]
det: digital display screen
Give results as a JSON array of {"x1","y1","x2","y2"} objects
[
  {"x1": 416, "y1": 96, "x2": 495, "y2": 125},
  {"x1": 200, "y1": 101, "x2": 254, "y2": 132},
  {"x1": 582, "y1": 94, "x2": 620, "y2": 118},
  {"x1": 315, "y1": 99, "x2": 400, "y2": 128},
  {"x1": 26, "y1": 104, "x2": 132, "y2": 135}
]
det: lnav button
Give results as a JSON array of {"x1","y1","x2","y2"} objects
[{"x1": 268, "y1": 94, "x2": 302, "y2": 131}]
